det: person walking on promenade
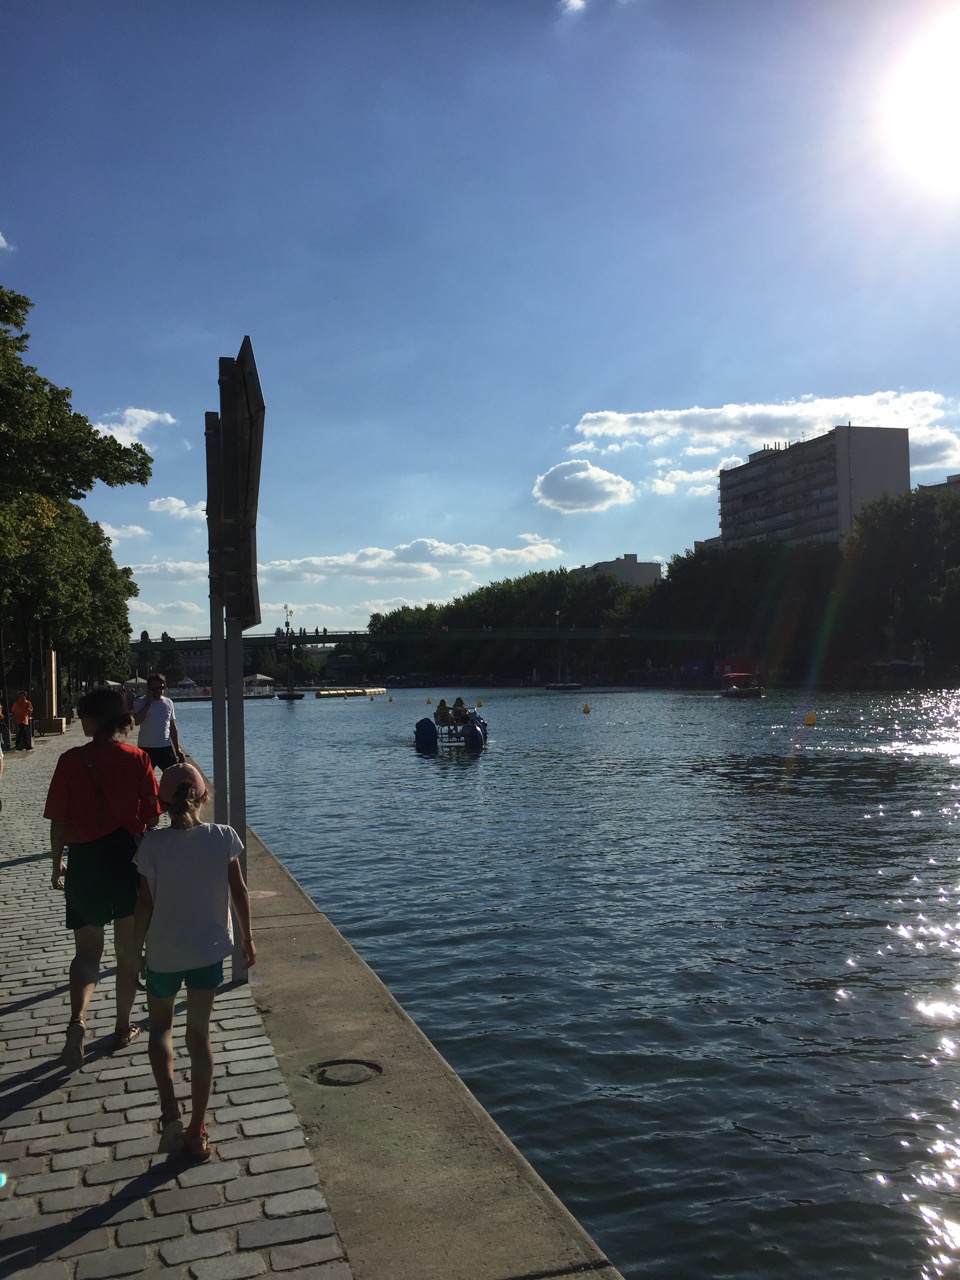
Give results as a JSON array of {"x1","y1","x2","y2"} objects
[
  {"x1": 133, "y1": 673, "x2": 185, "y2": 772},
  {"x1": 45, "y1": 686, "x2": 161, "y2": 1070},
  {"x1": 0, "y1": 698, "x2": 10, "y2": 751},
  {"x1": 12, "y1": 690, "x2": 33, "y2": 751},
  {"x1": 133, "y1": 763, "x2": 256, "y2": 1161}
]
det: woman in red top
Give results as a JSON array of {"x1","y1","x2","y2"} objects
[{"x1": 44, "y1": 687, "x2": 161, "y2": 1070}]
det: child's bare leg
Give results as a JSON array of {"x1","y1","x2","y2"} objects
[
  {"x1": 112, "y1": 915, "x2": 139, "y2": 1037},
  {"x1": 147, "y1": 992, "x2": 179, "y2": 1122},
  {"x1": 183, "y1": 987, "x2": 217, "y2": 1141}
]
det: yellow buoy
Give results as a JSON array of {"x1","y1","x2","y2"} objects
[
  {"x1": 388, "y1": 696, "x2": 393, "y2": 702},
  {"x1": 804, "y1": 711, "x2": 816, "y2": 726},
  {"x1": 583, "y1": 703, "x2": 591, "y2": 714},
  {"x1": 426, "y1": 697, "x2": 432, "y2": 705},
  {"x1": 476, "y1": 698, "x2": 484, "y2": 708}
]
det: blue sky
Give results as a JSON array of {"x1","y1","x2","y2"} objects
[{"x1": 5, "y1": 0, "x2": 960, "y2": 637}]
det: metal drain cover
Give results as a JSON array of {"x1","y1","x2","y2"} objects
[{"x1": 308, "y1": 1058, "x2": 383, "y2": 1086}]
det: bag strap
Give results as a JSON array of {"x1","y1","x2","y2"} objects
[{"x1": 82, "y1": 745, "x2": 110, "y2": 828}]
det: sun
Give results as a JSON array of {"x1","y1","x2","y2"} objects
[{"x1": 879, "y1": 8, "x2": 960, "y2": 198}]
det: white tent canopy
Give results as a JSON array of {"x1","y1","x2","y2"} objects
[{"x1": 243, "y1": 673, "x2": 275, "y2": 685}]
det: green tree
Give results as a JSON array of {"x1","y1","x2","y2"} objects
[{"x1": 0, "y1": 285, "x2": 152, "y2": 692}]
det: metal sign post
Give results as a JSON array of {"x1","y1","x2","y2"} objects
[{"x1": 205, "y1": 338, "x2": 265, "y2": 980}]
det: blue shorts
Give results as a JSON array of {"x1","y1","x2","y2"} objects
[{"x1": 145, "y1": 960, "x2": 223, "y2": 999}]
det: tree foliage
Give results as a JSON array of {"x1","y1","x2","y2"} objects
[
  {"x1": 0, "y1": 286, "x2": 153, "y2": 691},
  {"x1": 365, "y1": 490, "x2": 960, "y2": 687}
]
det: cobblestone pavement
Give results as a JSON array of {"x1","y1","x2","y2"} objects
[{"x1": 0, "y1": 727, "x2": 354, "y2": 1280}]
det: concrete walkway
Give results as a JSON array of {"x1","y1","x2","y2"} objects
[{"x1": 0, "y1": 725, "x2": 354, "y2": 1279}]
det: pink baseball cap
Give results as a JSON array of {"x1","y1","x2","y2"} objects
[{"x1": 158, "y1": 762, "x2": 207, "y2": 804}]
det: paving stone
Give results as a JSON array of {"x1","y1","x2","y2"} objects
[
  {"x1": 159, "y1": 1230, "x2": 233, "y2": 1264},
  {"x1": 192, "y1": 1198, "x2": 263, "y2": 1232},
  {"x1": 264, "y1": 1188, "x2": 329, "y2": 1217},
  {"x1": 4, "y1": 1263, "x2": 71, "y2": 1280},
  {"x1": 238, "y1": 1212, "x2": 335, "y2": 1251},
  {"x1": 247, "y1": 1148, "x2": 315, "y2": 1177},
  {"x1": 116, "y1": 1211, "x2": 188, "y2": 1245},
  {"x1": 28, "y1": 1130, "x2": 91, "y2": 1155},
  {"x1": 212, "y1": 1097, "x2": 293, "y2": 1125},
  {"x1": 83, "y1": 1156, "x2": 150, "y2": 1185},
  {"x1": 176, "y1": 1159, "x2": 242, "y2": 1188},
  {"x1": 217, "y1": 1130, "x2": 304, "y2": 1161},
  {"x1": 189, "y1": 1257, "x2": 268, "y2": 1280},
  {"x1": 225, "y1": 1166, "x2": 318, "y2": 1203},
  {"x1": 74, "y1": 1244, "x2": 148, "y2": 1277},
  {"x1": 0, "y1": 1155, "x2": 44, "y2": 1177},
  {"x1": 275, "y1": 1263, "x2": 353, "y2": 1280},
  {"x1": 52, "y1": 1144, "x2": 113, "y2": 1171},
  {"x1": 153, "y1": 1185, "x2": 223, "y2": 1216},
  {"x1": 14, "y1": 1169, "x2": 78, "y2": 1195},
  {"x1": 270, "y1": 1236, "x2": 345, "y2": 1271},
  {"x1": 53, "y1": 1226, "x2": 112, "y2": 1257},
  {"x1": 239, "y1": 1112, "x2": 301, "y2": 1138},
  {"x1": 0, "y1": 1194, "x2": 39, "y2": 1221},
  {"x1": 94, "y1": 1121, "x2": 152, "y2": 1145},
  {"x1": 212, "y1": 1070, "x2": 284, "y2": 1094},
  {"x1": 223, "y1": 1084, "x2": 289, "y2": 1107},
  {"x1": 41, "y1": 1184, "x2": 109, "y2": 1212}
]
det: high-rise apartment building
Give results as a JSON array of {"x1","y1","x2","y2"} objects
[
  {"x1": 718, "y1": 424, "x2": 909, "y2": 547},
  {"x1": 570, "y1": 553, "x2": 662, "y2": 589}
]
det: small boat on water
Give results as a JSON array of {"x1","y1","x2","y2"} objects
[
  {"x1": 415, "y1": 706, "x2": 489, "y2": 753},
  {"x1": 720, "y1": 672, "x2": 764, "y2": 699}
]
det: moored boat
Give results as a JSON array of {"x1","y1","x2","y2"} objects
[{"x1": 720, "y1": 672, "x2": 763, "y2": 698}]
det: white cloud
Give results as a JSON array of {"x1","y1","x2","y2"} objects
[
  {"x1": 560, "y1": 0, "x2": 586, "y2": 11},
  {"x1": 549, "y1": 392, "x2": 960, "y2": 502},
  {"x1": 571, "y1": 392, "x2": 957, "y2": 457},
  {"x1": 99, "y1": 522, "x2": 149, "y2": 544},
  {"x1": 0, "y1": 231, "x2": 14, "y2": 252},
  {"x1": 130, "y1": 598, "x2": 204, "y2": 616},
  {"x1": 260, "y1": 534, "x2": 562, "y2": 584},
  {"x1": 149, "y1": 496, "x2": 207, "y2": 521},
  {"x1": 533, "y1": 459, "x2": 636, "y2": 513},
  {"x1": 127, "y1": 560, "x2": 208, "y2": 581},
  {"x1": 92, "y1": 408, "x2": 176, "y2": 449}
]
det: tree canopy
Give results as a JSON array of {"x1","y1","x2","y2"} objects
[
  {"x1": 0, "y1": 285, "x2": 153, "y2": 692},
  {"x1": 364, "y1": 489, "x2": 960, "y2": 687}
]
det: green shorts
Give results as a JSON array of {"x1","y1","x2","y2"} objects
[
  {"x1": 145, "y1": 960, "x2": 224, "y2": 999},
  {"x1": 64, "y1": 828, "x2": 139, "y2": 930}
]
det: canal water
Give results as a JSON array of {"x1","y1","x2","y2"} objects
[{"x1": 177, "y1": 687, "x2": 960, "y2": 1279}]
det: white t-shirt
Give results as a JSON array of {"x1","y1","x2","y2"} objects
[
  {"x1": 135, "y1": 695, "x2": 177, "y2": 749},
  {"x1": 135, "y1": 823, "x2": 243, "y2": 973}
]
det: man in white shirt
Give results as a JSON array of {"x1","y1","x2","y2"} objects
[{"x1": 133, "y1": 674, "x2": 185, "y2": 772}]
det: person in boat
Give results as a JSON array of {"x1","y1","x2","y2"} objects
[
  {"x1": 452, "y1": 697, "x2": 470, "y2": 725},
  {"x1": 434, "y1": 699, "x2": 454, "y2": 728}
]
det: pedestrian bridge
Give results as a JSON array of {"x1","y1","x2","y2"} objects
[{"x1": 130, "y1": 626, "x2": 676, "y2": 654}]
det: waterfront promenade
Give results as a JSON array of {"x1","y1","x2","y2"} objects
[{"x1": 0, "y1": 725, "x2": 623, "y2": 1280}]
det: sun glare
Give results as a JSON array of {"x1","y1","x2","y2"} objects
[{"x1": 880, "y1": 8, "x2": 960, "y2": 198}]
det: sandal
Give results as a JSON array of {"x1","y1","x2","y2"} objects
[
  {"x1": 183, "y1": 1125, "x2": 212, "y2": 1163},
  {"x1": 112, "y1": 1025, "x2": 142, "y2": 1050},
  {"x1": 157, "y1": 1109, "x2": 184, "y2": 1154},
  {"x1": 60, "y1": 1019, "x2": 85, "y2": 1071}
]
